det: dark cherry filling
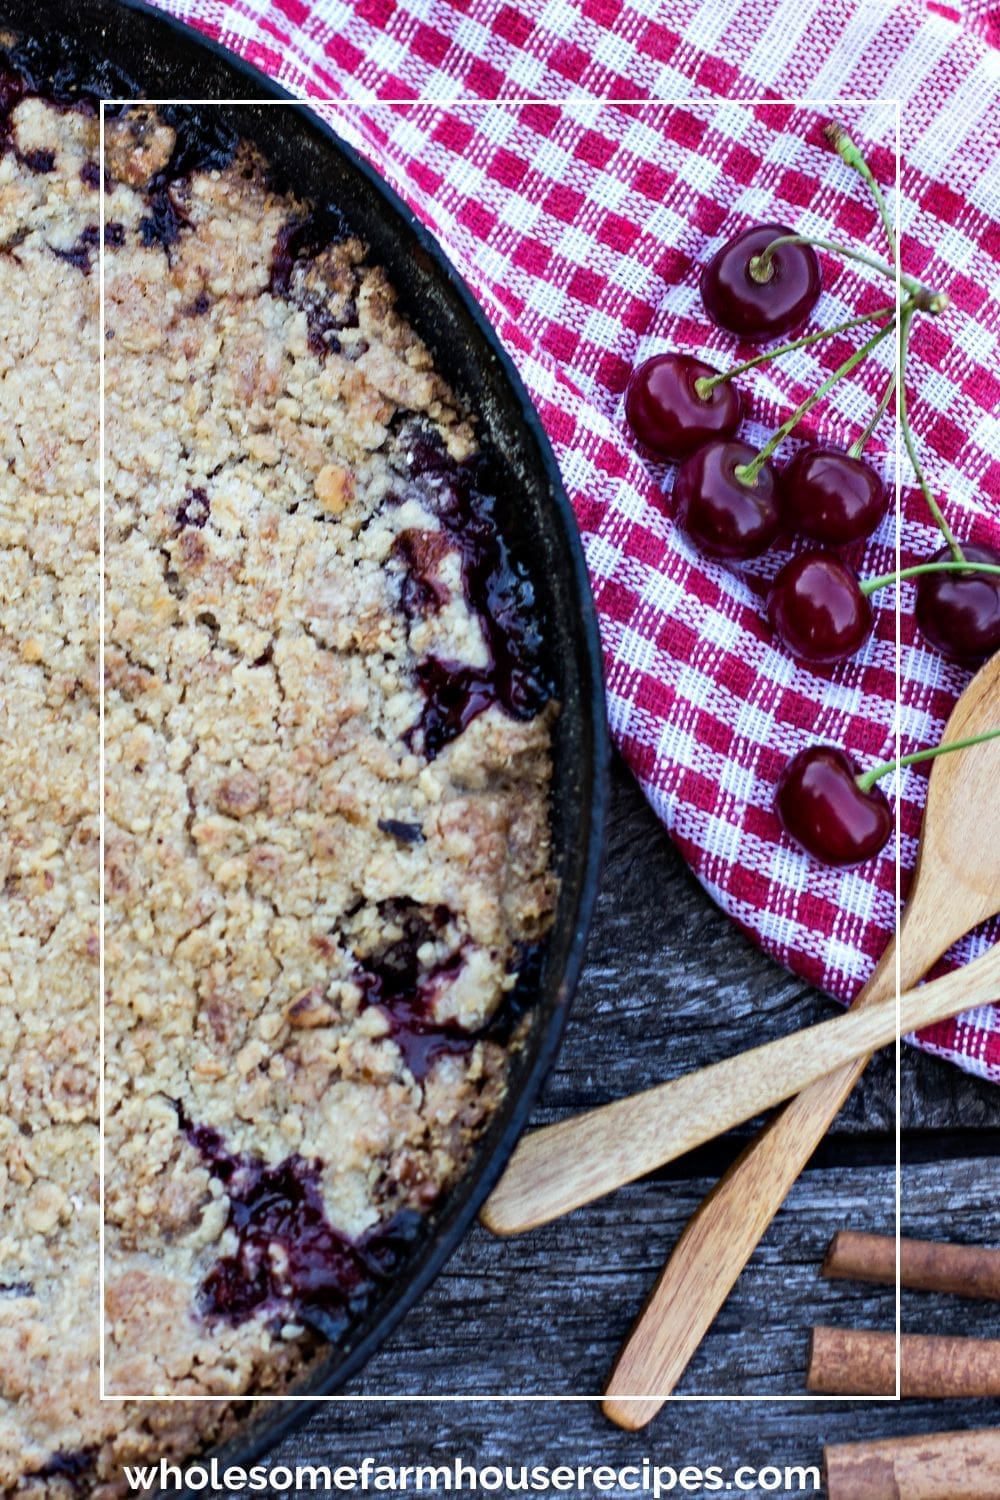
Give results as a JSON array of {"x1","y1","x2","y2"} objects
[
  {"x1": 269, "y1": 207, "x2": 357, "y2": 355},
  {"x1": 0, "y1": 36, "x2": 136, "y2": 166},
  {"x1": 50, "y1": 221, "x2": 124, "y2": 274},
  {"x1": 175, "y1": 485, "x2": 211, "y2": 530},
  {"x1": 176, "y1": 935, "x2": 539, "y2": 1327},
  {"x1": 376, "y1": 817, "x2": 425, "y2": 844},
  {"x1": 0, "y1": 58, "x2": 238, "y2": 263},
  {"x1": 353, "y1": 899, "x2": 471, "y2": 1081},
  {"x1": 27, "y1": 1447, "x2": 97, "y2": 1493},
  {"x1": 353, "y1": 899, "x2": 540, "y2": 1080},
  {"x1": 136, "y1": 106, "x2": 240, "y2": 257},
  {"x1": 178, "y1": 1108, "x2": 423, "y2": 1330},
  {"x1": 21, "y1": 147, "x2": 53, "y2": 173},
  {"x1": 138, "y1": 185, "x2": 186, "y2": 253},
  {"x1": 395, "y1": 427, "x2": 550, "y2": 759},
  {"x1": 269, "y1": 206, "x2": 349, "y2": 299},
  {"x1": 410, "y1": 658, "x2": 499, "y2": 762}
]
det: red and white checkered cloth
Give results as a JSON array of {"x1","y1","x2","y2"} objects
[{"x1": 152, "y1": 0, "x2": 1000, "y2": 1082}]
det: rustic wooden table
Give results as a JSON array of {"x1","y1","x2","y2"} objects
[{"x1": 270, "y1": 759, "x2": 1000, "y2": 1495}]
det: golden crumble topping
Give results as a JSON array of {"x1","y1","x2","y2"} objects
[{"x1": 0, "y1": 75, "x2": 554, "y2": 1496}]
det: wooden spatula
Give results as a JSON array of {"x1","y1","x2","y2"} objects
[
  {"x1": 481, "y1": 931, "x2": 999, "y2": 1235},
  {"x1": 600, "y1": 650, "x2": 1000, "y2": 1425}
]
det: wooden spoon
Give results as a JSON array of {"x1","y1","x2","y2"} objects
[
  {"x1": 479, "y1": 654, "x2": 995, "y2": 1242},
  {"x1": 600, "y1": 650, "x2": 1000, "y2": 1425},
  {"x1": 481, "y1": 933, "x2": 999, "y2": 1235}
]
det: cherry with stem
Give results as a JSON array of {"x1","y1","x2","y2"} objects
[
  {"x1": 779, "y1": 429, "x2": 891, "y2": 547},
  {"x1": 766, "y1": 319, "x2": 898, "y2": 549},
  {"x1": 677, "y1": 321, "x2": 900, "y2": 563},
  {"x1": 625, "y1": 308, "x2": 899, "y2": 462},
  {"x1": 625, "y1": 353, "x2": 743, "y2": 460},
  {"x1": 914, "y1": 542, "x2": 1000, "y2": 663},
  {"x1": 777, "y1": 726, "x2": 1000, "y2": 866},
  {"x1": 749, "y1": 233, "x2": 923, "y2": 297},
  {"x1": 672, "y1": 437, "x2": 781, "y2": 560},
  {"x1": 701, "y1": 222, "x2": 822, "y2": 339},
  {"x1": 769, "y1": 556, "x2": 1000, "y2": 666}
]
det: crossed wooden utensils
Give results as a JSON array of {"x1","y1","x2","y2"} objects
[{"x1": 481, "y1": 652, "x2": 1000, "y2": 1432}]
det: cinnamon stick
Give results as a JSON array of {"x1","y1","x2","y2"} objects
[
  {"x1": 808, "y1": 1326, "x2": 1000, "y2": 1398},
  {"x1": 825, "y1": 1426, "x2": 1000, "y2": 1500},
  {"x1": 824, "y1": 1231, "x2": 1000, "y2": 1299}
]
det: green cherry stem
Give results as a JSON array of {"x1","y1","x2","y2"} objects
[
  {"x1": 694, "y1": 303, "x2": 900, "y2": 398},
  {"x1": 849, "y1": 367, "x2": 897, "y2": 459},
  {"x1": 824, "y1": 120, "x2": 896, "y2": 262},
  {"x1": 860, "y1": 560, "x2": 1000, "y2": 596},
  {"x1": 898, "y1": 305, "x2": 963, "y2": 561},
  {"x1": 733, "y1": 319, "x2": 896, "y2": 487},
  {"x1": 749, "y1": 233, "x2": 922, "y2": 295},
  {"x1": 856, "y1": 727, "x2": 1000, "y2": 794}
]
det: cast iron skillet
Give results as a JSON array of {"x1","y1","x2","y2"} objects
[{"x1": 1, "y1": 0, "x2": 608, "y2": 1468}]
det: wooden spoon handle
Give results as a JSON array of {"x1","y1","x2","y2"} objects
[
  {"x1": 602, "y1": 1058, "x2": 868, "y2": 1426},
  {"x1": 482, "y1": 945, "x2": 999, "y2": 1238},
  {"x1": 602, "y1": 934, "x2": 990, "y2": 1426}
]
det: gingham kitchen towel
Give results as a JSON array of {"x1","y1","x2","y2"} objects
[{"x1": 151, "y1": 0, "x2": 1000, "y2": 1082}]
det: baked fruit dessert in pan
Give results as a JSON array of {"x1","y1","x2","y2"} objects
[
  {"x1": 103, "y1": 101, "x2": 557, "y2": 1390},
  {"x1": 0, "y1": 8, "x2": 605, "y2": 1493}
]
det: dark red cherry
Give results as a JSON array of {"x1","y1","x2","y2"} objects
[
  {"x1": 625, "y1": 353, "x2": 743, "y2": 461},
  {"x1": 767, "y1": 552, "x2": 873, "y2": 665},
  {"x1": 776, "y1": 746, "x2": 892, "y2": 866},
  {"x1": 672, "y1": 439, "x2": 779, "y2": 560},
  {"x1": 701, "y1": 223, "x2": 821, "y2": 341},
  {"x1": 915, "y1": 542, "x2": 1000, "y2": 664},
  {"x1": 779, "y1": 446, "x2": 889, "y2": 546}
]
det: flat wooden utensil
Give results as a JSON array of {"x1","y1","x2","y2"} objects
[
  {"x1": 600, "y1": 651, "x2": 1000, "y2": 1426},
  {"x1": 481, "y1": 939, "x2": 1000, "y2": 1237}
]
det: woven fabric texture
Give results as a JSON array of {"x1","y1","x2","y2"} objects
[{"x1": 150, "y1": 0, "x2": 1000, "y2": 1081}]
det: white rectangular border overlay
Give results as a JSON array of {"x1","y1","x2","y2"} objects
[{"x1": 98, "y1": 95, "x2": 904, "y2": 1403}]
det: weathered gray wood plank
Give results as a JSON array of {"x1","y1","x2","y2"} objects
[{"x1": 267, "y1": 1159, "x2": 998, "y2": 1495}]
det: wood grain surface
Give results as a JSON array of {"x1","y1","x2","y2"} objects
[{"x1": 261, "y1": 760, "x2": 1000, "y2": 1496}]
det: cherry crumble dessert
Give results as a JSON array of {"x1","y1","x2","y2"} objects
[{"x1": 1, "y1": 45, "x2": 557, "y2": 1493}]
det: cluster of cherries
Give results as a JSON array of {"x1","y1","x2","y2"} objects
[{"x1": 624, "y1": 124, "x2": 1000, "y2": 867}]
